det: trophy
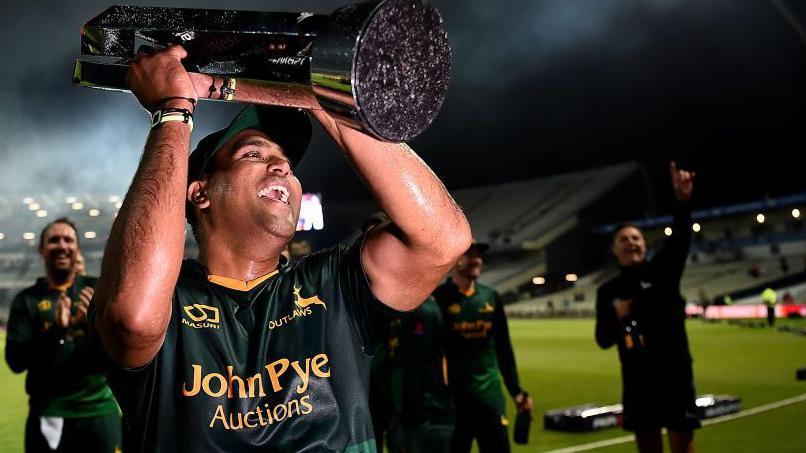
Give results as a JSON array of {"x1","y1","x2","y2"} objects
[{"x1": 73, "y1": 0, "x2": 451, "y2": 142}]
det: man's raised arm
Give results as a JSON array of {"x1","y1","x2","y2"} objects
[
  {"x1": 311, "y1": 110, "x2": 472, "y2": 311},
  {"x1": 653, "y1": 161, "x2": 695, "y2": 282},
  {"x1": 94, "y1": 46, "x2": 197, "y2": 368}
]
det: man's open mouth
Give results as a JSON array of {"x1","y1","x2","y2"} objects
[{"x1": 258, "y1": 184, "x2": 290, "y2": 205}]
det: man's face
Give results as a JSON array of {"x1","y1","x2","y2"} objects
[
  {"x1": 612, "y1": 226, "x2": 646, "y2": 267},
  {"x1": 200, "y1": 130, "x2": 303, "y2": 243},
  {"x1": 456, "y1": 247, "x2": 484, "y2": 280},
  {"x1": 39, "y1": 223, "x2": 78, "y2": 275}
]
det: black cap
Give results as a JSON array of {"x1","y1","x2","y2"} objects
[
  {"x1": 188, "y1": 105, "x2": 312, "y2": 184},
  {"x1": 467, "y1": 240, "x2": 490, "y2": 254}
]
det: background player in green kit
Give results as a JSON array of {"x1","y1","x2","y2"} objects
[
  {"x1": 386, "y1": 295, "x2": 455, "y2": 453},
  {"x1": 5, "y1": 218, "x2": 121, "y2": 452},
  {"x1": 433, "y1": 242, "x2": 533, "y2": 453},
  {"x1": 89, "y1": 45, "x2": 471, "y2": 452}
]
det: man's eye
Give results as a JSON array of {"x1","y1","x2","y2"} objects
[{"x1": 242, "y1": 150, "x2": 262, "y2": 159}]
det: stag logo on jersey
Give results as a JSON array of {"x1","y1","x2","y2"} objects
[
  {"x1": 37, "y1": 299, "x2": 52, "y2": 311},
  {"x1": 268, "y1": 285, "x2": 326, "y2": 330},
  {"x1": 478, "y1": 302, "x2": 494, "y2": 313},
  {"x1": 293, "y1": 285, "x2": 326, "y2": 310},
  {"x1": 448, "y1": 303, "x2": 461, "y2": 315},
  {"x1": 182, "y1": 304, "x2": 220, "y2": 330}
]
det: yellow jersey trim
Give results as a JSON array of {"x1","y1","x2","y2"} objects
[
  {"x1": 49, "y1": 280, "x2": 74, "y2": 292},
  {"x1": 208, "y1": 270, "x2": 279, "y2": 291}
]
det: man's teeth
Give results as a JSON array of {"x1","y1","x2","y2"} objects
[{"x1": 258, "y1": 185, "x2": 289, "y2": 204}]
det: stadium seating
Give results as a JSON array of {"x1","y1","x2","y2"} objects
[
  {"x1": 452, "y1": 163, "x2": 639, "y2": 249},
  {"x1": 1, "y1": 178, "x2": 803, "y2": 324}
]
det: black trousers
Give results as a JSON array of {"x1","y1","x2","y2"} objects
[
  {"x1": 450, "y1": 395, "x2": 509, "y2": 453},
  {"x1": 622, "y1": 364, "x2": 701, "y2": 433},
  {"x1": 25, "y1": 412, "x2": 121, "y2": 453}
]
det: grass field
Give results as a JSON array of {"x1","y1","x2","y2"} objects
[
  {"x1": 2, "y1": 319, "x2": 806, "y2": 452},
  {"x1": 501, "y1": 318, "x2": 806, "y2": 452}
]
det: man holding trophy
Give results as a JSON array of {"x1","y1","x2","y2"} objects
[{"x1": 84, "y1": 1, "x2": 470, "y2": 451}]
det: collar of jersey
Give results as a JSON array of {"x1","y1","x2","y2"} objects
[
  {"x1": 47, "y1": 278, "x2": 74, "y2": 292},
  {"x1": 208, "y1": 270, "x2": 279, "y2": 291},
  {"x1": 446, "y1": 277, "x2": 476, "y2": 297},
  {"x1": 456, "y1": 280, "x2": 476, "y2": 297}
]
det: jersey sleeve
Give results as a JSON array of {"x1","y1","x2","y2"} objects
[
  {"x1": 492, "y1": 291, "x2": 522, "y2": 398},
  {"x1": 338, "y1": 234, "x2": 401, "y2": 355},
  {"x1": 5, "y1": 292, "x2": 35, "y2": 373},
  {"x1": 651, "y1": 201, "x2": 693, "y2": 287},
  {"x1": 595, "y1": 284, "x2": 620, "y2": 349},
  {"x1": 87, "y1": 294, "x2": 166, "y2": 452}
]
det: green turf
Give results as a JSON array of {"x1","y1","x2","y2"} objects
[
  {"x1": 2, "y1": 319, "x2": 805, "y2": 452},
  {"x1": 501, "y1": 319, "x2": 806, "y2": 452},
  {"x1": 0, "y1": 333, "x2": 26, "y2": 453}
]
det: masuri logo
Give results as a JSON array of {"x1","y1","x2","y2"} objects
[{"x1": 182, "y1": 304, "x2": 221, "y2": 330}]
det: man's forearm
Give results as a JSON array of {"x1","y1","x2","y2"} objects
[
  {"x1": 672, "y1": 201, "x2": 693, "y2": 243},
  {"x1": 95, "y1": 123, "x2": 190, "y2": 367},
  {"x1": 656, "y1": 201, "x2": 693, "y2": 280},
  {"x1": 228, "y1": 79, "x2": 320, "y2": 110},
  {"x1": 595, "y1": 310, "x2": 619, "y2": 349},
  {"x1": 595, "y1": 293, "x2": 619, "y2": 349}
]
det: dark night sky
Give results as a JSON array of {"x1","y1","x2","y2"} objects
[{"x1": 1, "y1": 0, "x2": 804, "y2": 215}]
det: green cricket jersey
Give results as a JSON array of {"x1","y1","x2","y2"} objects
[
  {"x1": 94, "y1": 238, "x2": 391, "y2": 452},
  {"x1": 5, "y1": 275, "x2": 119, "y2": 418},
  {"x1": 433, "y1": 279, "x2": 521, "y2": 409},
  {"x1": 389, "y1": 297, "x2": 454, "y2": 427}
]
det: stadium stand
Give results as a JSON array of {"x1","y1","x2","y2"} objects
[
  {"x1": 452, "y1": 163, "x2": 640, "y2": 249},
  {"x1": 0, "y1": 193, "x2": 199, "y2": 324},
  {"x1": 505, "y1": 202, "x2": 806, "y2": 317},
  {"x1": 2, "y1": 171, "x2": 804, "y2": 325}
]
